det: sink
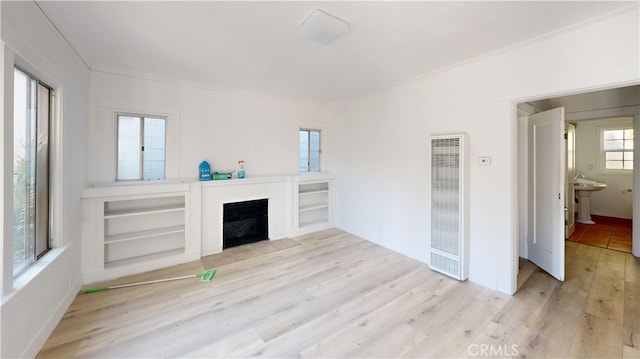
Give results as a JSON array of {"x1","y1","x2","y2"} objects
[
  {"x1": 574, "y1": 178, "x2": 607, "y2": 191},
  {"x1": 574, "y1": 177, "x2": 607, "y2": 224}
]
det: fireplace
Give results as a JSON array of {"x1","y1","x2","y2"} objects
[{"x1": 223, "y1": 199, "x2": 268, "y2": 249}]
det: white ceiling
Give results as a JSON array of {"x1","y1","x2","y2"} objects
[{"x1": 37, "y1": 1, "x2": 636, "y2": 104}]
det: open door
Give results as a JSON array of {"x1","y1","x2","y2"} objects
[{"x1": 528, "y1": 107, "x2": 565, "y2": 281}]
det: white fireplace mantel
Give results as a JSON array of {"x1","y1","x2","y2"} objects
[{"x1": 200, "y1": 176, "x2": 292, "y2": 255}]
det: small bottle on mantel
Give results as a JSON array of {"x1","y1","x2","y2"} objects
[
  {"x1": 199, "y1": 160, "x2": 211, "y2": 181},
  {"x1": 237, "y1": 160, "x2": 246, "y2": 179}
]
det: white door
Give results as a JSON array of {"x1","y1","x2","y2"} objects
[{"x1": 528, "y1": 107, "x2": 565, "y2": 281}]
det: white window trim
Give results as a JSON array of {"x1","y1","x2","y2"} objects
[
  {"x1": 92, "y1": 104, "x2": 179, "y2": 185},
  {"x1": 115, "y1": 112, "x2": 167, "y2": 182},
  {"x1": 299, "y1": 128, "x2": 322, "y2": 173},
  {"x1": 3, "y1": 51, "x2": 63, "y2": 291},
  {"x1": 599, "y1": 125, "x2": 634, "y2": 174}
]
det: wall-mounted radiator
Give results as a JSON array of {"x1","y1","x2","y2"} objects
[{"x1": 429, "y1": 133, "x2": 468, "y2": 280}]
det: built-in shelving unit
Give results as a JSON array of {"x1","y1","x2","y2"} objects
[
  {"x1": 81, "y1": 183, "x2": 201, "y2": 283},
  {"x1": 103, "y1": 195, "x2": 186, "y2": 268},
  {"x1": 294, "y1": 174, "x2": 335, "y2": 235},
  {"x1": 298, "y1": 182, "x2": 330, "y2": 227}
]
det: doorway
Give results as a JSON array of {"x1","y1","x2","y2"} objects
[
  {"x1": 567, "y1": 117, "x2": 634, "y2": 253},
  {"x1": 516, "y1": 85, "x2": 640, "y2": 286}
]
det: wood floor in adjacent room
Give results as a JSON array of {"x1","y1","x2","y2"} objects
[{"x1": 38, "y1": 229, "x2": 639, "y2": 358}]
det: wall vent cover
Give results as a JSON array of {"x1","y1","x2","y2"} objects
[{"x1": 429, "y1": 134, "x2": 468, "y2": 280}]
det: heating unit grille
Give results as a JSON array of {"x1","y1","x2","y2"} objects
[{"x1": 430, "y1": 134, "x2": 468, "y2": 280}]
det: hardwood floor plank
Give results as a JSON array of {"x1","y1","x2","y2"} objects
[
  {"x1": 254, "y1": 257, "x2": 419, "y2": 344},
  {"x1": 300, "y1": 269, "x2": 478, "y2": 358},
  {"x1": 37, "y1": 229, "x2": 636, "y2": 358},
  {"x1": 623, "y1": 281, "x2": 640, "y2": 351},
  {"x1": 181, "y1": 328, "x2": 265, "y2": 358},
  {"x1": 404, "y1": 287, "x2": 508, "y2": 358},
  {"x1": 300, "y1": 284, "x2": 435, "y2": 358},
  {"x1": 463, "y1": 270, "x2": 557, "y2": 357},
  {"x1": 596, "y1": 249, "x2": 627, "y2": 278},
  {"x1": 583, "y1": 272, "x2": 625, "y2": 323},
  {"x1": 626, "y1": 253, "x2": 640, "y2": 284},
  {"x1": 575, "y1": 243, "x2": 603, "y2": 261},
  {"x1": 569, "y1": 313, "x2": 623, "y2": 358},
  {"x1": 562, "y1": 256, "x2": 597, "y2": 298},
  {"x1": 242, "y1": 267, "x2": 441, "y2": 358},
  {"x1": 623, "y1": 344, "x2": 640, "y2": 359},
  {"x1": 517, "y1": 292, "x2": 583, "y2": 358},
  {"x1": 40, "y1": 261, "x2": 207, "y2": 350}
]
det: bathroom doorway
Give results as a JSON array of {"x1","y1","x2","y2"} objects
[
  {"x1": 517, "y1": 85, "x2": 640, "y2": 281},
  {"x1": 566, "y1": 116, "x2": 634, "y2": 253}
]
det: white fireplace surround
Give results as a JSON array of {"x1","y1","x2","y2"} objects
[{"x1": 201, "y1": 176, "x2": 290, "y2": 255}]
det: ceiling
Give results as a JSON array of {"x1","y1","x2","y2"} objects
[{"x1": 36, "y1": 1, "x2": 636, "y2": 104}]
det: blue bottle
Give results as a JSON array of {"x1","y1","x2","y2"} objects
[
  {"x1": 199, "y1": 161, "x2": 211, "y2": 181},
  {"x1": 237, "y1": 160, "x2": 245, "y2": 179}
]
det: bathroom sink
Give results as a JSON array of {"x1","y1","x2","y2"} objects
[
  {"x1": 574, "y1": 177, "x2": 606, "y2": 224},
  {"x1": 574, "y1": 178, "x2": 607, "y2": 191}
]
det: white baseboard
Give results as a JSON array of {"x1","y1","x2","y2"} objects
[{"x1": 23, "y1": 279, "x2": 81, "y2": 358}]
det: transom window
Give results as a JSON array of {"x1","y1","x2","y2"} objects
[
  {"x1": 299, "y1": 128, "x2": 320, "y2": 172},
  {"x1": 602, "y1": 127, "x2": 633, "y2": 171},
  {"x1": 116, "y1": 113, "x2": 166, "y2": 181}
]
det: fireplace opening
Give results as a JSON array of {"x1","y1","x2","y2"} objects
[{"x1": 223, "y1": 199, "x2": 268, "y2": 249}]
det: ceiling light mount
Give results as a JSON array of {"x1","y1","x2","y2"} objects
[{"x1": 298, "y1": 8, "x2": 349, "y2": 45}]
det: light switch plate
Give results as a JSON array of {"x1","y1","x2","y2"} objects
[{"x1": 478, "y1": 157, "x2": 491, "y2": 166}]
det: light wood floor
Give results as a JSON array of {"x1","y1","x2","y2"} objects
[{"x1": 38, "y1": 229, "x2": 639, "y2": 358}]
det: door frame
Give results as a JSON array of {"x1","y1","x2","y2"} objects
[{"x1": 513, "y1": 82, "x2": 640, "y2": 293}]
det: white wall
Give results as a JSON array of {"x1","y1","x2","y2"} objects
[
  {"x1": 1, "y1": 4, "x2": 637, "y2": 357},
  {"x1": 88, "y1": 72, "x2": 328, "y2": 185},
  {"x1": 575, "y1": 117, "x2": 634, "y2": 219},
  {"x1": 327, "y1": 8, "x2": 639, "y2": 294},
  {"x1": 1, "y1": 2, "x2": 90, "y2": 358}
]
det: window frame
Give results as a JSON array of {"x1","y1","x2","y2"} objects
[
  {"x1": 12, "y1": 66, "x2": 53, "y2": 277},
  {"x1": 600, "y1": 126, "x2": 634, "y2": 173},
  {"x1": 115, "y1": 112, "x2": 167, "y2": 182},
  {"x1": 299, "y1": 128, "x2": 321, "y2": 173}
]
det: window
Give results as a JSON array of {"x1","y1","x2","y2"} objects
[
  {"x1": 116, "y1": 114, "x2": 166, "y2": 181},
  {"x1": 299, "y1": 129, "x2": 320, "y2": 172},
  {"x1": 13, "y1": 67, "x2": 52, "y2": 276},
  {"x1": 602, "y1": 127, "x2": 633, "y2": 171}
]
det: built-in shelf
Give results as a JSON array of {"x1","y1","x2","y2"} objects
[
  {"x1": 299, "y1": 189, "x2": 330, "y2": 195},
  {"x1": 103, "y1": 195, "x2": 186, "y2": 266},
  {"x1": 104, "y1": 225, "x2": 186, "y2": 245},
  {"x1": 298, "y1": 218, "x2": 330, "y2": 228},
  {"x1": 104, "y1": 205, "x2": 185, "y2": 219},
  {"x1": 81, "y1": 183, "x2": 200, "y2": 283},
  {"x1": 299, "y1": 202, "x2": 329, "y2": 212},
  {"x1": 295, "y1": 176, "x2": 334, "y2": 234}
]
